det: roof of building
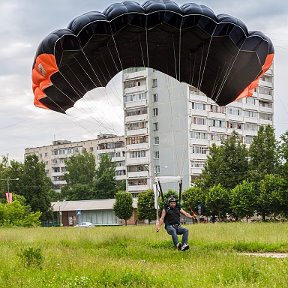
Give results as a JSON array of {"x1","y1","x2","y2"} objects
[{"x1": 51, "y1": 198, "x2": 137, "y2": 212}]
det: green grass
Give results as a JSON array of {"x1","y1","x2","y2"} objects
[{"x1": 0, "y1": 223, "x2": 288, "y2": 287}]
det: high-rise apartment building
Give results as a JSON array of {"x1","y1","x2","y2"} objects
[{"x1": 123, "y1": 67, "x2": 273, "y2": 196}]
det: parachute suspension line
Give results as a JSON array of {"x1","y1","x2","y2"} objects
[
  {"x1": 179, "y1": 83, "x2": 189, "y2": 178},
  {"x1": 106, "y1": 43, "x2": 121, "y2": 74},
  {"x1": 198, "y1": 26, "x2": 217, "y2": 90},
  {"x1": 190, "y1": 53, "x2": 197, "y2": 88},
  {"x1": 178, "y1": 179, "x2": 183, "y2": 204},
  {"x1": 99, "y1": 53, "x2": 124, "y2": 107},
  {"x1": 77, "y1": 49, "x2": 123, "y2": 132},
  {"x1": 109, "y1": 22, "x2": 124, "y2": 71},
  {"x1": 214, "y1": 43, "x2": 245, "y2": 103},
  {"x1": 139, "y1": 36, "x2": 146, "y2": 68},
  {"x1": 210, "y1": 66, "x2": 222, "y2": 100},
  {"x1": 197, "y1": 44, "x2": 206, "y2": 91},
  {"x1": 52, "y1": 82, "x2": 118, "y2": 134},
  {"x1": 157, "y1": 179, "x2": 165, "y2": 202},
  {"x1": 145, "y1": 17, "x2": 150, "y2": 68},
  {"x1": 37, "y1": 92, "x2": 101, "y2": 139},
  {"x1": 172, "y1": 35, "x2": 178, "y2": 80},
  {"x1": 178, "y1": 18, "x2": 183, "y2": 82}
]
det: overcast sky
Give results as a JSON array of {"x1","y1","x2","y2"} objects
[{"x1": 0, "y1": 0, "x2": 287, "y2": 162}]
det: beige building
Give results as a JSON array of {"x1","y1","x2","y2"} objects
[{"x1": 25, "y1": 134, "x2": 126, "y2": 191}]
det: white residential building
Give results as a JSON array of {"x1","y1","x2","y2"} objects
[{"x1": 123, "y1": 67, "x2": 273, "y2": 196}]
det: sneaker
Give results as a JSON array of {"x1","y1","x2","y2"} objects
[
  {"x1": 181, "y1": 243, "x2": 189, "y2": 251},
  {"x1": 176, "y1": 243, "x2": 182, "y2": 250}
]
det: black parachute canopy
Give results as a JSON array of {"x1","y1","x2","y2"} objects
[{"x1": 32, "y1": 0, "x2": 274, "y2": 113}]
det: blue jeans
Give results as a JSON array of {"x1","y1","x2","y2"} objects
[{"x1": 165, "y1": 224, "x2": 189, "y2": 246}]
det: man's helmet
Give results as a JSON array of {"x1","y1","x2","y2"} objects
[{"x1": 168, "y1": 197, "x2": 177, "y2": 203}]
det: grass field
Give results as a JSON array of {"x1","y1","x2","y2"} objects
[{"x1": 1, "y1": 223, "x2": 288, "y2": 287}]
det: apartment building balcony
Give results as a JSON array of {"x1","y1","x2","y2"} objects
[
  {"x1": 259, "y1": 106, "x2": 273, "y2": 114},
  {"x1": 127, "y1": 171, "x2": 149, "y2": 178},
  {"x1": 259, "y1": 79, "x2": 273, "y2": 88},
  {"x1": 190, "y1": 167, "x2": 203, "y2": 175},
  {"x1": 189, "y1": 139, "x2": 209, "y2": 146},
  {"x1": 123, "y1": 70, "x2": 147, "y2": 80},
  {"x1": 243, "y1": 130, "x2": 258, "y2": 136},
  {"x1": 208, "y1": 112, "x2": 226, "y2": 119},
  {"x1": 126, "y1": 158, "x2": 150, "y2": 165},
  {"x1": 258, "y1": 93, "x2": 273, "y2": 102},
  {"x1": 243, "y1": 116, "x2": 258, "y2": 123},
  {"x1": 227, "y1": 128, "x2": 243, "y2": 135},
  {"x1": 189, "y1": 153, "x2": 207, "y2": 160},
  {"x1": 126, "y1": 128, "x2": 148, "y2": 136},
  {"x1": 189, "y1": 124, "x2": 208, "y2": 131},
  {"x1": 125, "y1": 114, "x2": 148, "y2": 123},
  {"x1": 124, "y1": 99, "x2": 148, "y2": 109},
  {"x1": 189, "y1": 109, "x2": 208, "y2": 117},
  {"x1": 259, "y1": 119, "x2": 273, "y2": 126},
  {"x1": 209, "y1": 126, "x2": 226, "y2": 133},
  {"x1": 124, "y1": 85, "x2": 147, "y2": 94},
  {"x1": 126, "y1": 143, "x2": 149, "y2": 150},
  {"x1": 127, "y1": 185, "x2": 150, "y2": 192},
  {"x1": 52, "y1": 180, "x2": 66, "y2": 185},
  {"x1": 111, "y1": 156, "x2": 125, "y2": 162},
  {"x1": 189, "y1": 94, "x2": 208, "y2": 102},
  {"x1": 227, "y1": 114, "x2": 243, "y2": 122},
  {"x1": 115, "y1": 175, "x2": 126, "y2": 181},
  {"x1": 51, "y1": 171, "x2": 65, "y2": 177}
]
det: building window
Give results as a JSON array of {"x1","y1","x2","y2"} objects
[
  {"x1": 191, "y1": 102, "x2": 206, "y2": 110},
  {"x1": 154, "y1": 136, "x2": 159, "y2": 145},
  {"x1": 245, "y1": 123, "x2": 258, "y2": 131},
  {"x1": 259, "y1": 113, "x2": 273, "y2": 121},
  {"x1": 226, "y1": 107, "x2": 242, "y2": 116},
  {"x1": 209, "y1": 119, "x2": 225, "y2": 128},
  {"x1": 152, "y1": 79, "x2": 158, "y2": 88},
  {"x1": 130, "y1": 151, "x2": 146, "y2": 158},
  {"x1": 191, "y1": 117, "x2": 206, "y2": 125},
  {"x1": 153, "y1": 108, "x2": 158, "y2": 116},
  {"x1": 191, "y1": 146, "x2": 208, "y2": 154},
  {"x1": 227, "y1": 121, "x2": 243, "y2": 130},
  {"x1": 190, "y1": 131, "x2": 208, "y2": 140},
  {"x1": 153, "y1": 93, "x2": 158, "y2": 102},
  {"x1": 153, "y1": 122, "x2": 158, "y2": 131},
  {"x1": 155, "y1": 165, "x2": 160, "y2": 173},
  {"x1": 154, "y1": 151, "x2": 159, "y2": 159},
  {"x1": 244, "y1": 110, "x2": 258, "y2": 118}
]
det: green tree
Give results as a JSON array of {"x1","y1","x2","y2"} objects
[
  {"x1": 249, "y1": 125, "x2": 280, "y2": 183},
  {"x1": 94, "y1": 154, "x2": 117, "y2": 199},
  {"x1": 64, "y1": 151, "x2": 96, "y2": 185},
  {"x1": 182, "y1": 186, "x2": 205, "y2": 215},
  {"x1": 113, "y1": 191, "x2": 133, "y2": 225},
  {"x1": 18, "y1": 155, "x2": 52, "y2": 221},
  {"x1": 137, "y1": 190, "x2": 156, "y2": 224},
  {"x1": 230, "y1": 180, "x2": 256, "y2": 220},
  {"x1": 201, "y1": 132, "x2": 248, "y2": 190},
  {"x1": 0, "y1": 200, "x2": 41, "y2": 227},
  {"x1": 205, "y1": 184, "x2": 229, "y2": 221},
  {"x1": 61, "y1": 183, "x2": 93, "y2": 201},
  {"x1": 256, "y1": 174, "x2": 285, "y2": 221}
]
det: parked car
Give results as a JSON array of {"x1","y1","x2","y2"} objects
[{"x1": 74, "y1": 222, "x2": 95, "y2": 228}]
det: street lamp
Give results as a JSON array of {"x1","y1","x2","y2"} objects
[{"x1": 0, "y1": 178, "x2": 19, "y2": 203}]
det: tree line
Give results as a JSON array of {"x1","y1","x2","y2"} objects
[{"x1": 1, "y1": 125, "x2": 288, "y2": 226}]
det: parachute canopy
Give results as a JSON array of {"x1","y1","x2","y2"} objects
[{"x1": 32, "y1": 0, "x2": 274, "y2": 113}]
